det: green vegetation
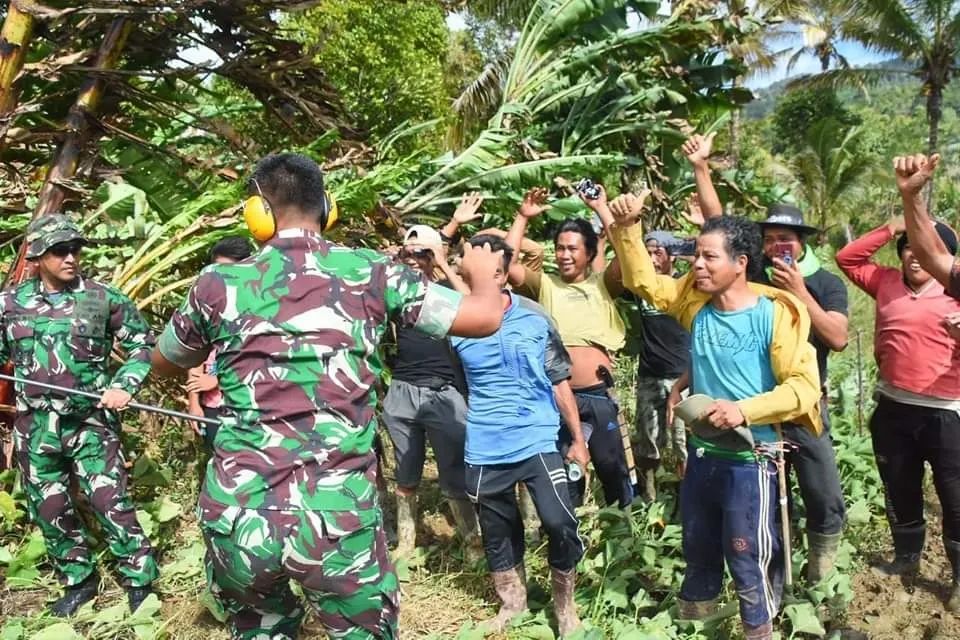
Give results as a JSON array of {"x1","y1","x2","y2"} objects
[{"x1": 0, "y1": 0, "x2": 955, "y2": 638}]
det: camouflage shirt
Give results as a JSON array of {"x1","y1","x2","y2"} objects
[
  {"x1": 0, "y1": 276, "x2": 154, "y2": 415},
  {"x1": 157, "y1": 229, "x2": 462, "y2": 529}
]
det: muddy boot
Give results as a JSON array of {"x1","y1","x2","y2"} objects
[
  {"x1": 944, "y1": 539, "x2": 960, "y2": 612},
  {"x1": 634, "y1": 457, "x2": 658, "y2": 503},
  {"x1": 743, "y1": 621, "x2": 773, "y2": 640},
  {"x1": 551, "y1": 567, "x2": 581, "y2": 637},
  {"x1": 806, "y1": 530, "x2": 842, "y2": 583},
  {"x1": 874, "y1": 523, "x2": 924, "y2": 577},
  {"x1": 483, "y1": 565, "x2": 528, "y2": 633},
  {"x1": 676, "y1": 597, "x2": 718, "y2": 620},
  {"x1": 450, "y1": 498, "x2": 484, "y2": 564},
  {"x1": 395, "y1": 493, "x2": 417, "y2": 557},
  {"x1": 519, "y1": 484, "x2": 542, "y2": 543}
]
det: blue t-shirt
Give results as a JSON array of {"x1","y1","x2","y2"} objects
[
  {"x1": 452, "y1": 293, "x2": 572, "y2": 465},
  {"x1": 690, "y1": 296, "x2": 777, "y2": 443}
]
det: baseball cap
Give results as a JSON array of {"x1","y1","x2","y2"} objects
[
  {"x1": 25, "y1": 214, "x2": 88, "y2": 259},
  {"x1": 403, "y1": 224, "x2": 442, "y2": 247}
]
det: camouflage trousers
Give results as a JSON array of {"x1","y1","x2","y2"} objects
[
  {"x1": 202, "y1": 507, "x2": 399, "y2": 640},
  {"x1": 632, "y1": 375, "x2": 687, "y2": 464},
  {"x1": 13, "y1": 409, "x2": 158, "y2": 587}
]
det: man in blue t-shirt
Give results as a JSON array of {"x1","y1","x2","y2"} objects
[{"x1": 452, "y1": 234, "x2": 589, "y2": 638}]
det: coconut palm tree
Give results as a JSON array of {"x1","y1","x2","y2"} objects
[
  {"x1": 794, "y1": 0, "x2": 960, "y2": 156},
  {"x1": 785, "y1": 118, "x2": 876, "y2": 230},
  {"x1": 786, "y1": 0, "x2": 853, "y2": 73}
]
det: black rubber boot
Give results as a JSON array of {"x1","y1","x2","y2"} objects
[
  {"x1": 127, "y1": 584, "x2": 154, "y2": 613},
  {"x1": 875, "y1": 522, "x2": 924, "y2": 577},
  {"x1": 50, "y1": 573, "x2": 100, "y2": 617},
  {"x1": 944, "y1": 539, "x2": 960, "y2": 612}
]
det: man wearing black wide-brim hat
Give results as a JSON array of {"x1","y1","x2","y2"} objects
[
  {"x1": 683, "y1": 130, "x2": 849, "y2": 588},
  {"x1": 754, "y1": 202, "x2": 849, "y2": 584}
]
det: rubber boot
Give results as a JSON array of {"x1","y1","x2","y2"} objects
[
  {"x1": 483, "y1": 565, "x2": 528, "y2": 633},
  {"x1": 743, "y1": 621, "x2": 773, "y2": 640},
  {"x1": 875, "y1": 522, "x2": 924, "y2": 577},
  {"x1": 806, "y1": 530, "x2": 842, "y2": 583},
  {"x1": 676, "y1": 597, "x2": 718, "y2": 620},
  {"x1": 450, "y1": 498, "x2": 484, "y2": 564},
  {"x1": 395, "y1": 492, "x2": 417, "y2": 556},
  {"x1": 50, "y1": 572, "x2": 100, "y2": 617},
  {"x1": 944, "y1": 538, "x2": 960, "y2": 612},
  {"x1": 551, "y1": 567, "x2": 582, "y2": 637},
  {"x1": 635, "y1": 458, "x2": 658, "y2": 503},
  {"x1": 127, "y1": 584, "x2": 154, "y2": 613}
]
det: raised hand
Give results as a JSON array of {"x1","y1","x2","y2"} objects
[
  {"x1": 453, "y1": 192, "x2": 484, "y2": 224},
  {"x1": 518, "y1": 187, "x2": 550, "y2": 219},
  {"x1": 894, "y1": 153, "x2": 940, "y2": 195},
  {"x1": 577, "y1": 183, "x2": 608, "y2": 213},
  {"x1": 682, "y1": 132, "x2": 717, "y2": 168},
  {"x1": 609, "y1": 190, "x2": 651, "y2": 227},
  {"x1": 461, "y1": 241, "x2": 505, "y2": 283}
]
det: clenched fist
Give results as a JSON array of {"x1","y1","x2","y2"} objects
[{"x1": 894, "y1": 153, "x2": 940, "y2": 196}]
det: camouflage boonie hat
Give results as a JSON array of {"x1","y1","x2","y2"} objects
[{"x1": 25, "y1": 214, "x2": 87, "y2": 258}]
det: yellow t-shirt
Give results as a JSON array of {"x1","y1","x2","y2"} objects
[{"x1": 534, "y1": 271, "x2": 626, "y2": 352}]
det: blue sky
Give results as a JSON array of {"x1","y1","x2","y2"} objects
[
  {"x1": 746, "y1": 40, "x2": 890, "y2": 89},
  {"x1": 445, "y1": 12, "x2": 892, "y2": 90}
]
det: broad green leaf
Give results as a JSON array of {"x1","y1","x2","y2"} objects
[
  {"x1": 137, "y1": 510, "x2": 156, "y2": 538},
  {"x1": 152, "y1": 496, "x2": 182, "y2": 524},
  {"x1": 199, "y1": 590, "x2": 229, "y2": 623},
  {"x1": 130, "y1": 594, "x2": 163, "y2": 622},
  {"x1": 0, "y1": 621, "x2": 24, "y2": 640},
  {"x1": 846, "y1": 499, "x2": 871, "y2": 525},
  {"x1": 784, "y1": 602, "x2": 826, "y2": 636},
  {"x1": 0, "y1": 491, "x2": 21, "y2": 523},
  {"x1": 29, "y1": 623, "x2": 81, "y2": 640}
]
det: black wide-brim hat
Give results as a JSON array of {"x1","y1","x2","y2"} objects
[{"x1": 758, "y1": 203, "x2": 819, "y2": 236}]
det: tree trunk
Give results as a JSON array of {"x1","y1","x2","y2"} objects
[
  {"x1": 3, "y1": 18, "x2": 131, "y2": 289},
  {"x1": 34, "y1": 18, "x2": 132, "y2": 217},
  {"x1": 925, "y1": 82, "x2": 943, "y2": 206},
  {"x1": 729, "y1": 74, "x2": 742, "y2": 166},
  {"x1": 0, "y1": 0, "x2": 35, "y2": 156},
  {"x1": 0, "y1": 1, "x2": 34, "y2": 114}
]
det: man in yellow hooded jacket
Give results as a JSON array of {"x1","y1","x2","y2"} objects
[{"x1": 606, "y1": 196, "x2": 821, "y2": 640}]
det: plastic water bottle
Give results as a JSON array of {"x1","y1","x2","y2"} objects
[{"x1": 566, "y1": 462, "x2": 583, "y2": 482}]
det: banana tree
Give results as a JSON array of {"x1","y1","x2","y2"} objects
[{"x1": 398, "y1": 0, "x2": 752, "y2": 231}]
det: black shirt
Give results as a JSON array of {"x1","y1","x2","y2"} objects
[
  {"x1": 624, "y1": 293, "x2": 690, "y2": 379},
  {"x1": 760, "y1": 267, "x2": 848, "y2": 387},
  {"x1": 388, "y1": 279, "x2": 462, "y2": 389}
]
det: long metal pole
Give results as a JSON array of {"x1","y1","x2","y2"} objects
[{"x1": 0, "y1": 373, "x2": 219, "y2": 426}]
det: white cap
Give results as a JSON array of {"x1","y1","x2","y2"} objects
[{"x1": 403, "y1": 224, "x2": 442, "y2": 247}]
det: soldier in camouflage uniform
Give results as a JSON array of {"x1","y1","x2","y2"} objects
[
  {"x1": 1, "y1": 215, "x2": 158, "y2": 616},
  {"x1": 151, "y1": 153, "x2": 505, "y2": 640}
]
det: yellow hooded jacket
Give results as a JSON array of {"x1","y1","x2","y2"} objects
[{"x1": 609, "y1": 222, "x2": 823, "y2": 435}]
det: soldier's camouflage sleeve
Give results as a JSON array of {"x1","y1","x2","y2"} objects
[
  {"x1": 106, "y1": 286, "x2": 155, "y2": 395},
  {"x1": 157, "y1": 271, "x2": 215, "y2": 370},
  {"x1": 383, "y1": 262, "x2": 462, "y2": 339}
]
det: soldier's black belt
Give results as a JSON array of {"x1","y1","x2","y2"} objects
[{"x1": 0, "y1": 373, "x2": 220, "y2": 426}]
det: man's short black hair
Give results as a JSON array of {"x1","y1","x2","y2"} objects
[
  {"x1": 248, "y1": 153, "x2": 327, "y2": 219},
  {"x1": 701, "y1": 216, "x2": 763, "y2": 281},
  {"x1": 468, "y1": 233, "x2": 513, "y2": 273},
  {"x1": 210, "y1": 236, "x2": 254, "y2": 263},
  {"x1": 553, "y1": 218, "x2": 599, "y2": 261}
]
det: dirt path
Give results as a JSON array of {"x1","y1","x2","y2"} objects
[{"x1": 843, "y1": 497, "x2": 960, "y2": 640}]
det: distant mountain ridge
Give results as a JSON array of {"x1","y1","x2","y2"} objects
[{"x1": 744, "y1": 57, "x2": 915, "y2": 119}]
